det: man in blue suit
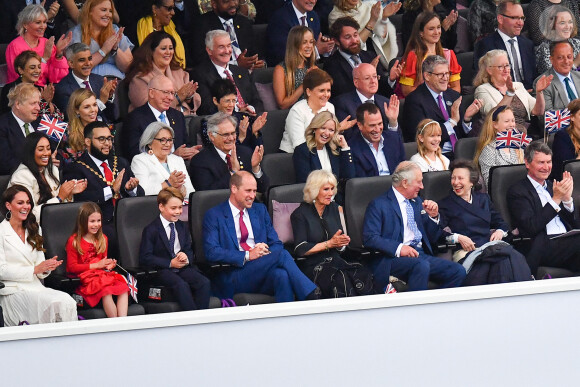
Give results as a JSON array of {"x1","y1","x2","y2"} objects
[
  {"x1": 334, "y1": 63, "x2": 397, "y2": 140},
  {"x1": 54, "y1": 43, "x2": 117, "y2": 121},
  {"x1": 140, "y1": 187, "x2": 211, "y2": 311},
  {"x1": 349, "y1": 102, "x2": 404, "y2": 177},
  {"x1": 473, "y1": 0, "x2": 535, "y2": 90},
  {"x1": 265, "y1": 0, "x2": 334, "y2": 66},
  {"x1": 203, "y1": 171, "x2": 318, "y2": 301},
  {"x1": 363, "y1": 161, "x2": 466, "y2": 292}
]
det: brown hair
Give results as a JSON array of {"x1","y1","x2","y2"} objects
[
  {"x1": 71, "y1": 202, "x2": 107, "y2": 255},
  {"x1": 157, "y1": 187, "x2": 184, "y2": 206},
  {"x1": 402, "y1": 12, "x2": 444, "y2": 85},
  {"x1": 302, "y1": 68, "x2": 333, "y2": 93},
  {"x1": 566, "y1": 99, "x2": 580, "y2": 155},
  {"x1": 283, "y1": 26, "x2": 317, "y2": 98},
  {"x1": 125, "y1": 31, "x2": 180, "y2": 85},
  {"x1": 2, "y1": 185, "x2": 44, "y2": 252},
  {"x1": 14, "y1": 50, "x2": 42, "y2": 77}
]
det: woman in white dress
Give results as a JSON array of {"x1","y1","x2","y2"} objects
[
  {"x1": 131, "y1": 122, "x2": 194, "y2": 198},
  {"x1": 0, "y1": 185, "x2": 77, "y2": 326}
]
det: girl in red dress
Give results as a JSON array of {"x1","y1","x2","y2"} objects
[{"x1": 66, "y1": 202, "x2": 129, "y2": 317}]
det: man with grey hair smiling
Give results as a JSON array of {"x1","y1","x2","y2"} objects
[
  {"x1": 192, "y1": 29, "x2": 264, "y2": 116},
  {"x1": 402, "y1": 55, "x2": 482, "y2": 158},
  {"x1": 188, "y1": 111, "x2": 269, "y2": 192},
  {"x1": 363, "y1": 161, "x2": 466, "y2": 292}
]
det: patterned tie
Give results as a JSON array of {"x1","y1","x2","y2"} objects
[
  {"x1": 564, "y1": 77, "x2": 577, "y2": 102},
  {"x1": 300, "y1": 16, "x2": 306, "y2": 26},
  {"x1": 224, "y1": 68, "x2": 246, "y2": 107},
  {"x1": 437, "y1": 95, "x2": 457, "y2": 150},
  {"x1": 224, "y1": 21, "x2": 241, "y2": 61},
  {"x1": 101, "y1": 161, "x2": 116, "y2": 205},
  {"x1": 168, "y1": 222, "x2": 176, "y2": 257},
  {"x1": 23, "y1": 123, "x2": 30, "y2": 136},
  {"x1": 225, "y1": 153, "x2": 232, "y2": 170},
  {"x1": 508, "y1": 39, "x2": 522, "y2": 83},
  {"x1": 350, "y1": 55, "x2": 361, "y2": 66},
  {"x1": 82, "y1": 80, "x2": 92, "y2": 91},
  {"x1": 405, "y1": 199, "x2": 423, "y2": 248},
  {"x1": 159, "y1": 112, "x2": 167, "y2": 124},
  {"x1": 238, "y1": 211, "x2": 252, "y2": 251}
]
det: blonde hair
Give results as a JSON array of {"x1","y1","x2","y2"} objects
[
  {"x1": 67, "y1": 88, "x2": 97, "y2": 153},
  {"x1": 333, "y1": 0, "x2": 359, "y2": 11},
  {"x1": 283, "y1": 26, "x2": 317, "y2": 98},
  {"x1": 473, "y1": 49, "x2": 509, "y2": 87},
  {"x1": 473, "y1": 106, "x2": 523, "y2": 165},
  {"x1": 7, "y1": 83, "x2": 40, "y2": 107},
  {"x1": 303, "y1": 170, "x2": 338, "y2": 203},
  {"x1": 79, "y1": 0, "x2": 116, "y2": 48},
  {"x1": 304, "y1": 111, "x2": 341, "y2": 156},
  {"x1": 416, "y1": 119, "x2": 447, "y2": 169}
]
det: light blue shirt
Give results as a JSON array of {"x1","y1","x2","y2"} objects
[{"x1": 362, "y1": 134, "x2": 390, "y2": 175}]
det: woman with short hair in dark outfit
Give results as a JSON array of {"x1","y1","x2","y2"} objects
[
  {"x1": 293, "y1": 111, "x2": 355, "y2": 205},
  {"x1": 552, "y1": 99, "x2": 580, "y2": 180},
  {"x1": 437, "y1": 159, "x2": 531, "y2": 285},
  {"x1": 200, "y1": 79, "x2": 267, "y2": 151},
  {"x1": 290, "y1": 170, "x2": 373, "y2": 298}
]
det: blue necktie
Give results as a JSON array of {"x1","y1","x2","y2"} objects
[
  {"x1": 564, "y1": 77, "x2": 577, "y2": 102},
  {"x1": 169, "y1": 223, "x2": 176, "y2": 257},
  {"x1": 159, "y1": 112, "x2": 167, "y2": 124},
  {"x1": 405, "y1": 199, "x2": 422, "y2": 247}
]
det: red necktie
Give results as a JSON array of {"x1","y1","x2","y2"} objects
[
  {"x1": 101, "y1": 161, "x2": 116, "y2": 205},
  {"x1": 224, "y1": 69, "x2": 246, "y2": 108},
  {"x1": 82, "y1": 80, "x2": 92, "y2": 91},
  {"x1": 225, "y1": 153, "x2": 232, "y2": 170},
  {"x1": 239, "y1": 211, "x2": 251, "y2": 251}
]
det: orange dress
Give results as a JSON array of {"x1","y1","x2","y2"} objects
[
  {"x1": 399, "y1": 49, "x2": 462, "y2": 87},
  {"x1": 66, "y1": 235, "x2": 128, "y2": 307}
]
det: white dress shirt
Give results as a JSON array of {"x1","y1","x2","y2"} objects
[
  {"x1": 393, "y1": 188, "x2": 421, "y2": 256},
  {"x1": 228, "y1": 200, "x2": 256, "y2": 263},
  {"x1": 12, "y1": 112, "x2": 35, "y2": 137},
  {"x1": 159, "y1": 214, "x2": 181, "y2": 257},
  {"x1": 527, "y1": 176, "x2": 573, "y2": 235},
  {"x1": 497, "y1": 29, "x2": 523, "y2": 80}
]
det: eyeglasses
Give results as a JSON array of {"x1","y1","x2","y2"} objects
[
  {"x1": 428, "y1": 71, "x2": 451, "y2": 80},
  {"x1": 159, "y1": 5, "x2": 176, "y2": 12},
  {"x1": 356, "y1": 75, "x2": 381, "y2": 82},
  {"x1": 215, "y1": 131, "x2": 236, "y2": 138},
  {"x1": 153, "y1": 137, "x2": 174, "y2": 145},
  {"x1": 150, "y1": 88, "x2": 176, "y2": 97},
  {"x1": 93, "y1": 136, "x2": 114, "y2": 144},
  {"x1": 500, "y1": 14, "x2": 526, "y2": 22},
  {"x1": 221, "y1": 98, "x2": 238, "y2": 105},
  {"x1": 490, "y1": 64, "x2": 511, "y2": 70}
]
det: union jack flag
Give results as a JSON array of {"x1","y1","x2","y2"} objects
[
  {"x1": 495, "y1": 129, "x2": 521, "y2": 149},
  {"x1": 516, "y1": 130, "x2": 532, "y2": 148},
  {"x1": 545, "y1": 109, "x2": 571, "y2": 134},
  {"x1": 125, "y1": 273, "x2": 138, "y2": 303},
  {"x1": 37, "y1": 114, "x2": 67, "y2": 141},
  {"x1": 385, "y1": 283, "x2": 397, "y2": 294}
]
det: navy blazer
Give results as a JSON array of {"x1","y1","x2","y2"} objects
[
  {"x1": 63, "y1": 152, "x2": 144, "y2": 223},
  {"x1": 203, "y1": 201, "x2": 283, "y2": 267},
  {"x1": 54, "y1": 71, "x2": 117, "y2": 122},
  {"x1": 363, "y1": 188, "x2": 443, "y2": 256},
  {"x1": 325, "y1": 49, "x2": 392, "y2": 99},
  {"x1": 188, "y1": 144, "x2": 270, "y2": 193},
  {"x1": 122, "y1": 103, "x2": 188, "y2": 160},
  {"x1": 293, "y1": 142, "x2": 355, "y2": 183},
  {"x1": 190, "y1": 12, "x2": 255, "y2": 67},
  {"x1": 139, "y1": 217, "x2": 194, "y2": 269},
  {"x1": 0, "y1": 112, "x2": 39, "y2": 175},
  {"x1": 349, "y1": 130, "x2": 404, "y2": 177},
  {"x1": 551, "y1": 130, "x2": 576, "y2": 180},
  {"x1": 439, "y1": 191, "x2": 509, "y2": 248},
  {"x1": 333, "y1": 90, "x2": 390, "y2": 141},
  {"x1": 474, "y1": 31, "x2": 536, "y2": 90},
  {"x1": 402, "y1": 83, "x2": 469, "y2": 143},
  {"x1": 191, "y1": 59, "x2": 264, "y2": 116},
  {"x1": 266, "y1": 2, "x2": 321, "y2": 66},
  {"x1": 507, "y1": 177, "x2": 576, "y2": 239}
]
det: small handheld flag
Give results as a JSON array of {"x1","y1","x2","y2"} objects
[
  {"x1": 385, "y1": 283, "x2": 397, "y2": 294},
  {"x1": 116, "y1": 263, "x2": 138, "y2": 303},
  {"x1": 495, "y1": 129, "x2": 521, "y2": 150},
  {"x1": 545, "y1": 109, "x2": 571, "y2": 134},
  {"x1": 37, "y1": 114, "x2": 67, "y2": 141}
]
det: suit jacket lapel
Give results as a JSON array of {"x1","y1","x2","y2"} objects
[
  {"x1": 222, "y1": 202, "x2": 240, "y2": 248},
  {"x1": 451, "y1": 193, "x2": 490, "y2": 223},
  {"x1": 82, "y1": 153, "x2": 106, "y2": 180},
  {"x1": 550, "y1": 69, "x2": 568, "y2": 107},
  {"x1": 3, "y1": 223, "x2": 35, "y2": 265},
  {"x1": 156, "y1": 217, "x2": 173, "y2": 256},
  {"x1": 248, "y1": 206, "x2": 261, "y2": 243}
]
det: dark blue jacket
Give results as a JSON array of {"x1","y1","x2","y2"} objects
[
  {"x1": 349, "y1": 130, "x2": 404, "y2": 178},
  {"x1": 292, "y1": 142, "x2": 355, "y2": 183}
]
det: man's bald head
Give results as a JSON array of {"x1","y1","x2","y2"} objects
[
  {"x1": 352, "y1": 63, "x2": 379, "y2": 98},
  {"x1": 148, "y1": 75, "x2": 175, "y2": 112}
]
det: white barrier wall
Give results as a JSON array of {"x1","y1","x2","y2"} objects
[{"x1": 2, "y1": 278, "x2": 580, "y2": 386}]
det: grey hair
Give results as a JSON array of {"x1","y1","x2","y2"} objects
[
  {"x1": 524, "y1": 140, "x2": 552, "y2": 164},
  {"x1": 205, "y1": 30, "x2": 230, "y2": 50},
  {"x1": 16, "y1": 5, "x2": 48, "y2": 37},
  {"x1": 473, "y1": 49, "x2": 509, "y2": 87},
  {"x1": 421, "y1": 55, "x2": 449, "y2": 75},
  {"x1": 207, "y1": 112, "x2": 238, "y2": 137},
  {"x1": 303, "y1": 170, "x2": 338, "y2": 203},
  {"x1": 391, "y1": 161, "x2": 421, "y2": 187},
  {"x1": 65, "y1": 42, "x2": 91, "y2": 61},
  {"x1": 139, "y1": 122, "x2": 175, "y2": 153}
]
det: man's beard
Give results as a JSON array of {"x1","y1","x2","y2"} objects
[
  {"x1": 217, "y1": 10, "x2": 235, "y2": 20},
  {"x1": 341, "y1": 43, "x2": 361, "y2": 55},
  {"x1": 89, "y1": 143, "x2": 110, "y2": 162}
]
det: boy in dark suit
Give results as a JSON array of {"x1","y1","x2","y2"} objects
[{"x1": 139, "y1": 188, "x2": 210, "y2": 311}]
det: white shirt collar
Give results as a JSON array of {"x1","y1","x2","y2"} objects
[
  {"x1": 11, "y1": 112, "x2": 26, "y2": 129},
  {"x1": 425, "y1": 83, "x2": 444, "y2": 102},
  {"x1": 212, "y1": 61, "x2": 230, "y2": 77},
  {"x1": 148, "y1": 103, "x2": 165, "y2": 119},
  {"x1": 214, "y1": 145, "x2": 231, "y2": 164},
  {"x1": 392, "y1": 186, "x2": 408, "y2": 205},
  {"x1": 72, "y1": 72, "x2": 90, "y2": 86},
  {"x1": 361, "y1": 131, "x2": 384, "y2": 148},
  {"x1": 527, "y1": 175, "x2": 547, "y2": 191},
  {"x1": 291, "y1": 1, "x2": 308, "y2": 22},
  {"x1": 356, "y1": 89, "x2": 374, "y2": 103},
  {"x1": 228, "y1": 199, "x2": 245, "y2": 218},
  {"x1": 554, "y1": 69, "x2": 572, "y2": 83},
  {"x1": 159, "y1": 214, "x2": 175, "y2": 230},
  {"x1": 88, "y1": 152, "x2": 108, "y2": 169},
  {"x1": 497, "y1": 29, "x2": 518, "y2": 44}
]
